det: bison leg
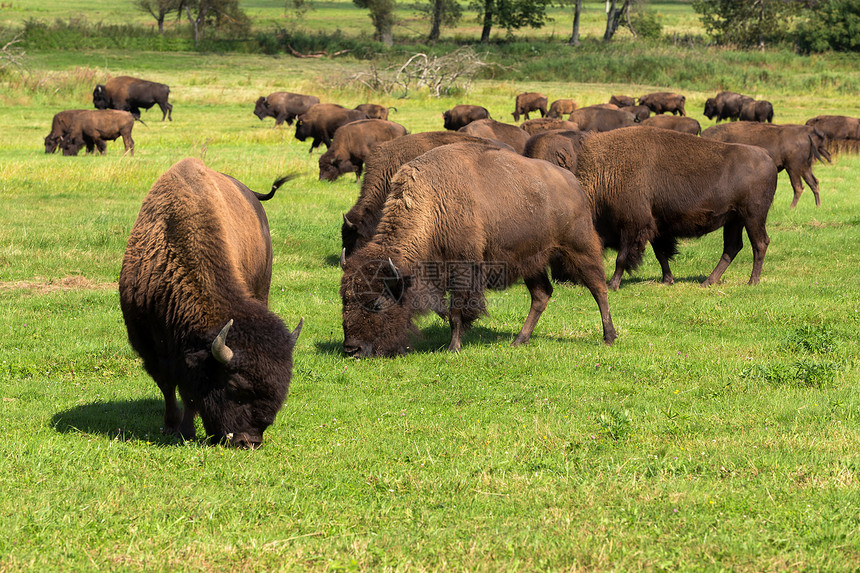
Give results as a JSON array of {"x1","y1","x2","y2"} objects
[
  {"x1": 800, "y1": 168, "x2": 821, "y2": 207},
  {"x1": 787, "y1": 169, "x2": 807, "y2": 209},
  {"x1": 159, "y1": 102, "x2": 173, "y2": 121},
  {"x1": 122, "y1": 134, "x2": 134, "y2": 157},
  {"x1": 558, "y1": 246, "x2": 616, "y2": 346},
  {"x1": 608, "y1": 224, "x2": 651, "y2": 291},
  {"x1": 744, "y1": 218, "x2": 771, "y2": 286},
  {"x1": 512, "y1": 272, "x2": 553, "y2": 346},
  {"x1": 651, "y1": 235, "x2": 679, "y2": 285},
  {"x1": 702, "y1": 220, "x2": 745, "y2": 287}
]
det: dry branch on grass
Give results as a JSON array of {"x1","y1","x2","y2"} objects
[{"x1": 1, "y1": 31, "x2": 26, "y2": 71}]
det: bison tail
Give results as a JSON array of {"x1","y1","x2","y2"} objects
[
  {"x1": 134, "y1": 117, "x2": 148, "y2": 126},
  {"x1": 255, "y1": 173, "x2": 300, "y2": 201}
]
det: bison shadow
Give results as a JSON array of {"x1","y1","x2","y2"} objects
[
  {"x1": 51, "y1": 399, "x2": 188, "y2": 446},
  {"x1": 323, "y1": 253, "x2": 341, "y2": 268}
]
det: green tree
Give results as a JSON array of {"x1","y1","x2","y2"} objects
[
  {"x1": 470, "y1": 0, "x2": 552, "y2": 43},
  {"x1": 692, "y1": 0, "x2": 808, "y2": 47},
  {"x1": 420, "y1": 0, "x2": 462, "y2": 42},
  {"x1": 180, "y1": 0, "x2": 251, "y2": 46},
  {"x1": 796, "y1": 0, "x2": 860, "y2": 52},
  {"x1": 354, "y1": 0, "x2": 396, "y2": 46},
  {"x1": 133, "y1": 0, "x2": 182, "y2": 33}
]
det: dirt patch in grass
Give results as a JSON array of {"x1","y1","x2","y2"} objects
[{"x1": 0, "y1": 276, "x2": 117, "y2": 293}]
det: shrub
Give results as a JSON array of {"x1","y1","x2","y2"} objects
[{"x1": 796, "y1": 0, "x2": 860, "y2": 53}]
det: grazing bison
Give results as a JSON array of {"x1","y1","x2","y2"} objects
[
  {"x1": 519, "y1": 118, "x2": 580, "y2": 135},
  {"x1": 340, "y1": 142, "x2": 616, "y2": 357},
  {"x1": 524, "y1": 129, "x2": 587, "y2": 173},
  {"x1": 703, "y1": 91, "x2": 754, "y2": 123},
  {"x1": 546, "y1": 99, "x2": 578, "y2": 119},
  {"x1": 569, "y1": 107, "x2": 635, "y2": 132},
  {"x1": 253, "y1": 92, "x2": 320, "y2": 126},
  {"x1": 294, "y1": 103, "x2": 369, "y2": 154},
  {"x1": 458, "y1": 118, "x2": 530, "y2": 154},
  {"x1": 638, "y1": 92, "x2": 686, "y2": 116},
  {"x1": 512, "y1": 92, "x2": 548, "y2": 122},
  {"x1": 355, "y1": 103, "x2": 396, "y2": 120},
  {"x1": 341, "y1": 131, "x2": 505, "y2": 259},
  {"x1": 44, "y1": 109, "x2": 88, "y2": 153},
  {"x1": 119, "y1": 158, "x2": 303, "y2": 449},
  {"x1": 701, "y1": 122, "x2": 831, "y2": 207},
  {"x1": 805, "y1": 115, "x2": 860, "y2": 141},
  {"x1": 93, "y1": 76, "x2": 172, "y2": 121},
  {"x1": 739, "y1": 100, "x2": 774, "y2": 123},
  {"x1": 570, "y1": 127, "x2": 778, "y2": 289},
  {"x1": 640, "y1": 115, "x2": 701, "y2": 135},
  {"x1": 318, "y1": 119, "x2": 407, "y2": 182},
  {"x1": 60, "y1": 109, "x2": 136, "y2": 156},
  {"x1": 608, "y1": 95, "x2": 636, "y2": 108},
  {"x1": 442, "y1": 104, "x2": 490, "y2": 130}
]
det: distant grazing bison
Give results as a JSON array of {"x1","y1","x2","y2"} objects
[
  {"x1": 253, "y1": 92, "x2": 320, "y2": 126},
  {"x1": 569, "y1": 107, "x2": 635, "y2": 132},
  {"x1": 608, "y1": 95, "x2": 635, "y2": 108},
  {"x1": 638, "y1": 92, "x2": 686, "y2": 116},
  {"x1": 739, "y1": 100, "x2": 774, "y2": 123},
  {"x1": 119, "y1": 158, "x2": 303, "y2": 448},
  {"x1": 294, "y1": 103, "x2": 369, "y2": 153},
  {"x1": 703, "y1": 91, "x2": 753, "y2": 123},
  {"x1": 340, "y1": 142, "x2": 616, "y2": 357},
  {"x1": 701, "y1": 122, "x2": 830, "y2": 207},
  {"x1": 546, "y1": 99, "x2": 578, "y2": 119},
  {"x1": 93, "y1": 76, "x2": 172, "y2": 121},
  {"x1": 44, "y1": 109, "x2": 88, "y2": 154},
  {"x1": 354, "y1": 104, "x2": 396, "y2": 120},
  {"x1": 60, "y1": 109, "x2": 136, "y2": 156},
  {"x1": 512, "y1": 92, "x2": 548, "y2": 122},
  {"x1": 442, "y1": 104, "x2": 490, "y2": 130},
  {"x1": 640, "y1": 115, "x2": 701, "y2": 135},
  {"x1": 458, "y1": 118, "x2": 529, "y2": 154},
  {"x1": 318, "y1": 119, "x2": 407, "y2": 181}
]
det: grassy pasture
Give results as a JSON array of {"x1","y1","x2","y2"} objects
[{"x1": 1, "y1": 45, "x2": 860, "y2": 571}]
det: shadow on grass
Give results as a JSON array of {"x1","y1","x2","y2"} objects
[{"x1": 51, "y1": 398, "x2": 192, "y2": 446}]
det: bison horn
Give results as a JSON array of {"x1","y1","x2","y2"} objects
[
  {"x1": 292, "y1": 317, "x2": 304, "y2": 341},
  {"x1": 388, "y1": 258, "x2": 400, "y2": 281},
  {"x1": 340, "y1": 248, "x2": 347, "y2": 269},
  {"x1": 342, "y1": 213, "x2": 356, "y2": 229},
  {"x1": 211, "y1": 319, "x2": 235, "y2": 364}
]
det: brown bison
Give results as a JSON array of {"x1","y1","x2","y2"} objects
[
  {"x1": 572, "y1": 127, "x2": 778, "y2": 289},
  {"x1": 523, "y1": 129, "x2": 587, "y2": 173},
  {"x1": 519, "y1": 118, "x2": 580, "y2": 135},
  {"x1": 569, "y1": 107, "x2": 635, "y2": 132},
  {"x1": 458, "y1": 118, "x2": 530, "y2": 154},
  {"x1": 60, "y1": 109, "x2": 136, "y2": 156},
  {"x1": 44, "y1": 109, "x2": 88, "y2": 153},
  {"x1": 119, "y1": 158, "x2": 303, "y2": 449},
  {"x1": 354, "y1": 103, "x2": 396, "y2": 120},
  {"x1": 341, "y1": 131, "x2": 499, "y2": 259},
  {"x1": 512, "y1": 92, "x2": 548, "y2": 122},
  {"x1": 340, "y1": 142, "x2": 616, "y2": 357},
  {"x1": 703, "y1": 91, "x2": 754, "y2": 123},
  {"x1": 640, "y1": 115, "x2": 701, "y2": 135},
  {"x1": 93, "y1": 76, "x2": 172, "y2": 121},
  {"x1": 608, "y1": 95, "x2": 635, "y2": 108},
  {"x1": 253, "y1": 92, "x2": 320, "y2": 126},
  {"x1": 805, "y1": 115, "x2": 860, "y2": 141},
  {"x1": 294, "y1": 103, "x2": 369, "y2": 154},
  {"x1": 701, "y1": 122, "x2": 831, "y2": 208},
  {"x1": 442, "y1": 104, "x2": 490, "y2": 130},
  {"x1": 638, "y1": 92, "x2": 686, "y2": 116},
  {"x1": 547, "y1": 99, "x2": 578, "y2": 119},
  {"x1": 739, "y1": 100, "x2": 774, "y2": 123},
  {"x1": 624, "y1": 105, "x2": 651, "y2": 122},
  {"x1": 318, "y1": 119, "x2": 407, "y2": 182}
]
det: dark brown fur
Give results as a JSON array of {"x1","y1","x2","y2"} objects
[
  {"x1": 318, "y1": 119, "x2": 407, "y2": 181},
  {"x1": 523, "y1": 129, "x2": 587, "y2": 173},
  {"x1": 458, "y1": 118, "x2": 530, "y2": 154},
  {"x1": 253, "y1": 92, "x2": 320, "y2": 126},
  {"x1": 703, "y1": 91, "x2": 753, "y2": 122},
  {"x1": 608, "y1": 95, "x2": 635, "y2": 108},
  {"x1": 701, "y1": 122, "x2": 831, "y2": 207},
  {"x1": 60, "y1": 109, "x2": 136, "y2": 156},
  {"x1": 44, "y1": 109, "x2": 88, "y2": 153},
  {"x1": 294, "y1": 103, "x2": 369, "y2": 153},
  {"x1": 739, "y1": 100, "x2": 774, "y2": 123},
  {"x1": 340, "y1": 142, "x2": 616, "y2": 357},
  {"x1": 519, "y1": 118, "x2": 580, "y2": 135},
  {"x1": 93, "y1": 76, "x2": 172, "y2": 121},
  {"x1": 625, "y1": 105, "x2": 651, "y2": 122},
  {"x1": 569, "y1": 107, "x2": 635, "y2": 132},
  {"x1": 355, "y1": 103, "x2": 396, "y2": 120},
  {"x1": 546, "y1": 99, "x2": 578, "y2": 118},
  {"x1": 118, "y1": 158, "x2": 302, "y2": 448},
  {"x1": 805, "y1": 115, "x2": 860, "y2": 141},
  {"x1": 638, "y1": 92, "x2": 686, "y2": 116},
  {"x1": 442, "y1": 105, "x2": 490, "y2": 130},
  {"x1": 512, "y1": 92, "x2": 548, "y2": 122},
  {"x1": 640, "y1": 115, "x2": 701, "y2": 135}
]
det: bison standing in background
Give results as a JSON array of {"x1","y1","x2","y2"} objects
[
  {"x1": 638, "y1": 92, "x2": 686, "y2": 116},
  {"x1": 294, "y1": 103, "x2": 369, "y2": 154},
  {"x1": 442, "y1": 105, "x2": 490, "y2": 130},
  {"x1": 805, "y1": 115, "x2": 860, "y2": 153},
  {"x1": 119, "y1": 158, "x2": 303, "y2": 449},
  {"x1": 93, "y1": 76, "x2": 173, "y2": 121},
  {"x1": 569, "y1": 107, "x2": 635, "y2": 132},
  {"x1": 253, "y1": 92, "x2": 320, "y2": 126},
  {"x1": 547, "y1": 99, "x2": 578, "y2": 119},
  {"x1": 608, "y1": 95, "x2": 635, "y2": 108},
  {"x1": 512, "y1": 92, "x2": 548, "y2": 122},
  {"x1": 739, "y1": 100, "x2": 774, "y2": 123},
  {"x1": 703, "y1": 91, "x2": 753, "y2": 123},
  {"x1": 458, "y1": 118, "x2": 530, "y2": 154},
  {"x1": 640, "y1": 115, "x2": 701, "y2": 135},
  {"x1": 318, "y1": 119, "x2": 407, "y2": 181},
  {"x1": 60, "y1": 109, "x2": 136, "y2": 156},
  {"x1": 520, "y1": 118, "x2": 580, "y2": 135},
  {"x1": 44, "y1": 109, "x2": 88, "y2": 153},
  {"x1": 340, "y1": 142, "x2": 616, "y2": 358},
  {"x1": 354, "y1": 104, "x2": 396, "y2": 120},
  {"x1": 701, "y1": 122, "x2": 831, "y2": 207}
]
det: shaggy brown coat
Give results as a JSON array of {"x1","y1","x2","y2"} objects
[
  {"x1": 294, "y1": 103, "x2": 369, "y2": 153},
  {"x1": 340, "y1": 142, "x2": 616, "y2": 357},
  {"x1": 253, "y1": 92, "x2": 320, "y2": 126},
  {"x1": 442, "y1": 105, "x2": 490, "y2": 130},
  {"x1": 119, "y1": 158, "x2": 302, "y2": 448},
  {"x1": 318, "y1": 119, "x2": 407, "y2": 181},
  {"x1": 44, "y1": 109, "x2": 88, "y2": 153},
  {"x1": 512, "y1": 92, "x2": 548, "y2": 122},
  {"x1": 60, "y1": 109, "x2": 136, "y2": 156},
  {"x1": 739, "y1": 100, "x2": 774, "y2": 123},
  {"x1": 354, "y1": 103, "x2": 396, "y2": 120},
  {"x1": 638, "y1": 92, "x2": 686, "y2": 116},
  {"x1": 519, "y1": 118, "x2": 580, "y2": 135},
  {"x1": 640, "y1": 115, "x2": 701, "y2": 135},
  {"x1": 569, "y1": 107, "x2": 635, "y2": 132},
  {"x1": 701, "y1": 122, "x2": 831, "y2": 207},
  {"x1": 608, "y1": 95, "x2": 635, "y2": 108},
  {"x1": 805, "y1": 115, "x2": 860, "y2": 141},
  {"x1": 458, "y1": 118, "x2": 530, "y2": 154},
  {"x1": 546, "y1": 99, "x2": 578, "y2": 118},
  {"x1": 523, "y1": 129, "x2": 587, "y2": 173},
  {"x1": 93, "y1": 76, "x2": 172, "y2": 121}
]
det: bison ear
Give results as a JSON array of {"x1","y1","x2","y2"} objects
[
  {"x1": 211, "y1": 319, "x2": 235, "y2": 364},
  {"x1": 291, "y1": 317, "x2": 304, "y2": 342}
]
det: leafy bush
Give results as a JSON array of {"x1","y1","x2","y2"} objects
[
  {"x1": 632, "y1": 10, "x2": 663, "y2": 41},
  {"x1": 796, "y1": 0, "x2": 860, "y2": 53}
]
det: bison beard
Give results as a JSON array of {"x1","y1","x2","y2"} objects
[
  {"x1": 340, "y1": 142, "x2": 616, "y2": 357},
  {"x1": 119, "y1": 158, "x2": 302, "y2": 448}
]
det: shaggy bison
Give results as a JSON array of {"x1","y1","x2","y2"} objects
[
  {"x1": 512, "y1": 92, "x2": 548, "y2": 122},
  {"x1": 44, "y1": 109, "x2": 88, "y2": 153},
  {"x1": 340, "y1": 142, "x2": 616, "y2": 357},
  {"x1": 318, "y1": 119, "x2": 407, "y2": 181},
  {"x1": 519, "y1": 118, "x2": 580, "y2": 135},
  {"x1": 59, "y1": 109, "x2": 136, "y2": 156},
  {"x1": 93, "y1": 76, "x2": 172, "y2": 121},
  {"x1": 805, "y1": 115, "x2": 860, "y2": 141},
  {"x1": 442, "y1": 104, "x2": 490, "y2": 130},
  {"x1": 355, "y1": 103, "x2": 396, "y2": 120},
  {"x1": 638, "y1": 92, "x2": 686, "y2": 116},
  {"x1": 703, "y1": 91, "x2": 754, "y2": 123},
  {"x1": 569, "y1": 107, "x2": 635, "y2": 132},
  {"x1": 523, "y1": 129, "x2": 587, "y2": 173},
  {"x1": 294, "y1": 103, "x2": 369, "y2": 154},
  {"x1": 639, "y1": 115, "x2": 701, "y2": 135},
  {"x1": 253, "y1": 92, "x2": 320, "y2": 126},
  {"x1": 119, "y1": 158, "x2": 303, "y2": 448},
  {"x1": 547, "y1": 99, "x2": 578, "y2": 119},
  {"x1": 701, "y1": 122, "x2": 831, "y2": 207},
  {"x1": 739, "y1": 100, "x2": 774, "y2": 123},
  {"x1": 458, "y1": 118, "x2": 530, "y2": 154},
  {"x1": 608, "y1": 95, "x2": 635, "y2": 108}
]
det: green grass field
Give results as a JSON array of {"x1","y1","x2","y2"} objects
[{"x1": 1, "y1": 5, "x2": 860, "y2": 569}]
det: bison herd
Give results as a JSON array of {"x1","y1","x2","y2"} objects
[{"x1": 58, "y1": 75, "x2": 855, "y2": 447}]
